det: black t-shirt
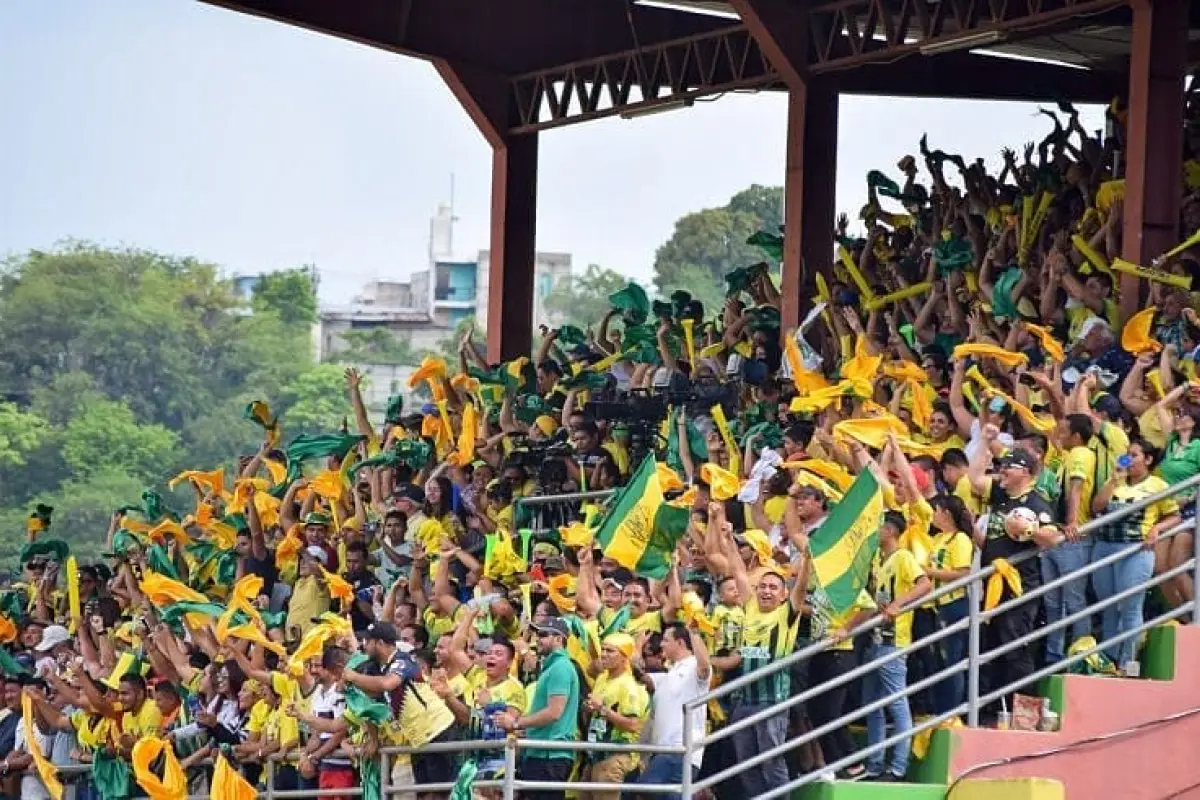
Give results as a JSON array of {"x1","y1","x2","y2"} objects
[
  {"x1": 242, "y1": 551, "x2": 278, "y2": 595},
  {"x1": 347, "y1": 570, "x2": 382, "y2": 632},
  {"x1": 983, "y1": 483, "x2": 1054, "y2": 590}
]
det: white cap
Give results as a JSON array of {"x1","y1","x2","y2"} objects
[
  {"x1": 304, "y1": 545, "x2": 329, "y2": 567},
  {"x1": 35, "y1": 624, "x2": 71, "y2": 653},
  {"x1": 1076, "y1": 315, "x2": 1112, "y2": 342}
]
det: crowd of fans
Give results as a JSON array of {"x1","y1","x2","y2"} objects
[{"x1": 5, "y1": 95, "x2": 1200, "y2": 800}]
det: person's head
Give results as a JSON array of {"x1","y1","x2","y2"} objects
[
  {"x1": 501, "y1": 464, "x2": 527, "y2": 489},
  {"x1": 755, "y1": 568, "x2": 788, "y2": 612},
  {"x1": 998, "y1": 449, "x2": 1037, "y2": 492},
  {"x1": 661, "y1": 622, "x2": 694, "y2": 664},
  {"x1": 1059, "y1": 413, "x2": 1095, "y2": 449},
  {"x1": 434, "y1": 632, "x2": 454, "y2": 667},
  {"x1": 536, "y1": 359, "x2": 562, "y2": 394},
  {"x1": 299, "y1": 546, "x2": 327, "y2": 579},
  {"x1": 1173, "y1": 404, "x2": 1200, "y2": 438},
  {"x1": 21, "y1": 620, "x2": 45, "y2": 651},
  {"x1": 928, "y1": 402, "x2": 954, "y2": 441},
  {"x1": 344, "y1": 541, "x2": 369, "y2": 577},
  {"x1": 399, "y1": 623, "x2": 427, "y2": 650},
  {"x1": 363, "y1": 622, "x2": 400, "y2": 664},
  {"x1": 391, "y1": 484, "x2": 424, "y2": 516},
  {"x1": 1126, "y1": 438, "x2": 1162, "y2": 481},
  {"x1": 3, "y1": 679, "x2": 20, "y2": 711},
  {"x1": 881, "y1": 510, "x2": 907, "y2": 549},
  {"x1": 320, "y1": 645, "x2": 349, "y2": 682},
  {"x1": 930, "y1": 493, "x2": 973, "y2": 535},
  {"x1": 424, "y1": 476, "x2": 453, "y2": 516},
  {"x1": 382, "y1": 510, "x2": 408, "y2": 543},
  {"x1": 940, "y1": 448, "x2": 969, "y2": 488},
  {"x1": 791, "y1": 485, "x2": 827, "y2": 522},
  {"x1": 35, "y1": 625, "x2": 72, "y2": 664},
  {"x1": 1016, "y1": 433, "x2": 1048, "y2": 465},
  {"x1": 78, "y1": 566, "x2": 102, "y2": 600},
  {"x1": 484, "y1": 636, "x2": 516, "y2": 680},
  {"x1": 118, "y1": 674, "x2": 147, "y2": 711},
  {"x1": 1081, "y1": 316, "x2": 1115, "y2": 355},
  {"x1": 235, "y1": 530, "x2": 254, "y2": 559},
  {"x1": 152, "y1": 679, "x2": 182, "y2": 716},
  {"x1": 621, "y1": 577, "x2": 652, "y2": 616},
  {"x1": 642, "y1": 633, "x2": 666, "y2": 672},
  {"x1": 570, "y1": 420, "x2": 600, "y2": 454},
  {"x1": 783, "y1": 421, "x2": 815, "y2": 459},
  {"x1": 1083, "y1": 273, "x2": 1113, "y2": 307},
  {"x1": 532, "y1": 617, "x2": 568, "y2": 655},
  {"x1": 471, "y1": 463, "x2": 495, "y2": 492},
  {"x1": 600, "y1": 633, "x2": 635, "y2": 674},
  {"x1": 716, "y1": 574, "x2": 741, "y2": 606},
  {"x1": 303, "y1": 513, "x2": 331, "y2": 547}
]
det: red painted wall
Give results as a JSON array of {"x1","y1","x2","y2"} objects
[{"x1": 949, "y1": 626, "x2": 1200, "y2": 799}]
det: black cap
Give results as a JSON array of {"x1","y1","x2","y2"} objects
[
  {"x1": 363, "y1": 621, "x2": 399, "y2": 644},
  {"x1": 531, "y1": 617, "x2": 569, "y2": 637},
  {"x1": 391, "y1": 484, "x2": 425, "y2": 505},
  {"x1": 1000, "y1": 449, "x2": 1037, "y2": 472},
  {"x1": 542, "y1": 555, "x2": 566, "y2": 574}
]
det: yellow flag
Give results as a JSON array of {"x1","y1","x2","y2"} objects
[
  {"x1": 211, "y1": 753, "x2": 256, "y2": 800},
  {"x1": 65, "y1": 556, "x2": 81, "y2": 635},
  {"x1": 140, "y1": 572, "x2": 209, "y2": 607},
  {"x1": 131, "y1": 737, "x2": 187, "y2": 800},
  {"x1": 21, "y1": 693, "x2": 62, "y2": 800}
]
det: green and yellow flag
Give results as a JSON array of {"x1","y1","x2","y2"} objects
[
  {"x1": 808, "y1": 468, "x2": 883, "y2": 615},
  {"x1": 593, "y1": 456, "x2": 689, "y2": 580}
]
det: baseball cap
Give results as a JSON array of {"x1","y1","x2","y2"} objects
[
  {"x1": 531, "y1": 617, "x2": 569, "y2": 638},
  {"x1": 542, "y1": 555, "x2": 566, "y2": 574},
  {"x1": 472, "y1": 637, "x2": 495, "y2": 655},
  {"x1": 999, "y1": 450, "x2": 1037, "y2": 472},
  {"x1": 392, "y1": 484, "x2": 425, "y2": 505},
  {"x1": 363, "y1": 621, "x2": 399, "y2": 644},
  {"x1": 35, "y1": 625, "x2": 71, "y2": 653},
  {"x1": 303, "y1": 546, "x2": 329, "y2": 567},
  {"x1": 302, "y1": 512, "x2": 331, "y2": 527}
]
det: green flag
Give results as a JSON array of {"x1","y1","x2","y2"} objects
[
  {"x1": 593, "y1": 457, "x2": 691, "y2": 580},
  {"x1": 808, "y1": 468, "x2": 883, "y2": 615}
]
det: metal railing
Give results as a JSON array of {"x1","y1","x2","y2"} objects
[{"x1": 31, "y1": 474, "x2": 1200, "y2": 798}]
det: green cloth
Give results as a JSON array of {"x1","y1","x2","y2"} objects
[
  {"x1": 609, "y1": 282, "x2": 650, "y2": 325},
  {"x1": 724, "y1": 262, "x2": 769, "y2": 297},
  {"x1": 92, "y1": 749, "x2": 133, "y2": 800},
  {"x1": 934, "y1": 237, "x2": 975, "y2": 273},
  {"x1": 746, "y1": 231, "x2": 783, "y2": 262},
  {"x1": 1160, "y1": 437, "x2": 1200, "y2": 486},
  {"x1": 159, "y1": 601, "x2": 228, "y2": 632},
  {"x1": 284, "y1": 432, "x2": 366, "y2": 483},
  {"x1": 119, "y1": 490, "x2": 178, "y2": 523},
  {"x1": 0, "y1": 648, "x2": 30, "y2": 677},
  {"x1": 524, "y1": 649, "x2": 580, "y2": 760},
  {"x1": 599, "y1": 604, "x2": 631, "y2": 638},
  {"x1": 513, "y1": 395, "x2": 550, "y2": 425},
  {"x1": 991, "y1": 266, "x2": 1023, "y2": 320},
  {"x1": 558, "y1": 370, "x2": 608, "y2": 392},
  {"x1": 244, "y1": 400, "x2": 278, "y2": 436},
  {"x1": 19, "y1": 538, "x2": 69, "y2": 566},
  {"x1": 0, "y1": 592, "x2": 25, "y2": 625},
  {"x1": 146, "y1": 543, "x2": 180, "y2": 580},
  {"x1": 743, "y1": 305, "x2": 781, "y2": 332},
  {"x1": 742, "y1": 421, "x2": 784, "y2": 449},
  {"x1": 351, "y1": 440, "x2": 434, "y2": 477},
  {"x1": 359, "y1": 753, "x2": 382, "y2": 800},
  {"x1": 621, "y1": 324, "x2": 659, "y2": 365},
  {"x1": 384, "y1": 395, "x2": 404, "y2": 425},
  {"x1": 556, "y1": 324, "x2": 587, "y2": 348},
  {"x1": 450, "y1": 761, "x2": 478, "y2": 800}
]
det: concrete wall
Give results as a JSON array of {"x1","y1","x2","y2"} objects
[{"x1": 947, "y1": 625, "x2": 1200, "y2": 799}]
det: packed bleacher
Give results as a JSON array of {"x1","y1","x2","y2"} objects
[{"x1": 6, "y1": 96, "x2": 1200, "y2": 800}]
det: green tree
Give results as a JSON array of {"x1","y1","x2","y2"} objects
[
  {"x1": 279, "y1": 364, "x2": 354, "y2": 434},
  {"x1": 61, "y1": 400, "x2": 179, "y2": 482},
  {"x1": 0, "y1": 403, "x2": 49, "y2": 468},
  {"x1": 544, "y1": 265, "x2": 630, "y2": 330},
  {"x1": 652, "y1": 184, "x2": 784, "y2": 295},
  {"x1": 251, "y1": 267, "x2": 319, "y2": 326}
]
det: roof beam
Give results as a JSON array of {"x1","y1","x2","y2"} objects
[
  {"x1": 200, "y1": 0, "x2": 733, "y2": 74},
  {"x1": 727, "y1": 0, "x2": 811, "y2": 89}
]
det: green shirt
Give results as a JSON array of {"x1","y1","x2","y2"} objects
[{"x1": 526, "y1": 649, "x2": 580, "y2": 759}]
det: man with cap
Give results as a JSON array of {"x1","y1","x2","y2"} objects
[
  {"x1": 580, "y1": 632, "x2": 649, "y2": 799},
  {"x1": 301, "y1": 512, "x2": 340, "y2": 573},
  {"x1": 391, "y1": 484, "x2": 428, "y2": 549},
  {"x1": 284, "y1": 546, "x2": 333, "y2": 642},
  {"x1": 33, "y1": 624, "x2": 71, "y2": 674},
  {"x1": 966, "y1": 425, "x2": 1062, "y2": 718},
  {"x1": 496, "y1": 616, "x2": 580, "y2": 800}
]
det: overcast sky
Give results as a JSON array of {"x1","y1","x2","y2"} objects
[{"x1": 0, "y1": 1, "x2": 1103, "y2": 304}]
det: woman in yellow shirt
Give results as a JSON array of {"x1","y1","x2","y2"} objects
[{"x1": 927, "y1": 494, "x2": 976, "y2": 714}]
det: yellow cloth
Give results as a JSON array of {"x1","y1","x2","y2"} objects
[
  {"x1": 320, "y1": 567, "x2": 355, "y2": 606},
  {"x1": 21, "y1": 693, "x2": 62, "y2": 800},
  {"x1": 952, "y1": 343, "x2": 1028, "y2": 369},
  {"x1": 211, "y1": 753, "x2": 256, "y2": 800},
  {"x1": 984, "y1": 558, "x2": 1022, "y2": 612},
  {"x1": 1122, "y1": 307, "x2": 1162, "y2": 355},
  {"x1": 1023, "y1": 323, "x2": 1065, "y2": 363},
  {"x1": 140, "y1": 572, "x2": 209, "y2": 607},
  {"x1": 0, "y1": 616, "x2": 16, "y2": 644},
  {"x1": 131, "y1": 737, "x2": 187, "y2": 800},
  {"x1": 833, "y1": 414, "x2": 909, "y2": 450},
  {"x1": 123, "y1": 699, "x2": 164, "y2": 739},
  {"x1": 701, "y1": 463, "x2": 741, "y2": 501},
  {"x1": 547, "y1": 574, "x2": 577, "y2": 614},
  {"x1": 897, "y1": 497, "x2": 935, "y2": 567}
]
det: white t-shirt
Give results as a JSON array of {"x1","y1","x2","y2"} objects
[
  {"x1": 965, "y1": 419, "x2": 1013, "y2": 463},
  {"x1": 649, "y1": 656, "x2": 709, "y2": 768},
  {"x1": 14, "y1": 718, "x2": 55, "y2": 800},
  {"x1": 310, "y1": 682, "x2": 350, "y2": 767}
]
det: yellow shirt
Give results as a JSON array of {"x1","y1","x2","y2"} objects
[
  {"x1": 1063, "y1": 445, "x2": 1098, "y2": 526},
  {"x1": 588, "y1": 669, "x2": 649, "y2": 746},
  {"x1": 898, "y1": 497, "x2": 935, "y2": 567},
  {"x1": 601, "y1": 441, "x2": 631, "y2": 476},
  {"x1": 1097, "y1": 475, "x2": 1180, "y2": 542},
  {"x1": 954, "y1": 475, "x2": 983, "y2": 516},
  {"x1": 122, "y1": 699, "x2": 163, "y2": 738},
  {"x1": 1140, "y1": 407, "x2": 1168, "y2": 449},
  {"x1": 709, "y1": 603, "x2": 745, "y2": 654},
  {"x1": 265, "y1": 706, "x2": 301, "y2": 756},
  {"x1": 474, "y1": 675, "x2": 527, "y2": 713},
  {"x1": 285, "y1": 575, "x2": 331, "y2": 641},
  {"x1": 809, "y1": 586, "x2": 876, "y2": 651},
  {"x1": 246, "y1": 700, "x2": 273, "y2": 736},
  {"x1": 927, "y1": 529, "x2": 974, "y2": 605},
  {"x1": 870, "y1": 548, "x2": 926, "y2": 647}
]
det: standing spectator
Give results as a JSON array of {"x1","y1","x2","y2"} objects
[
  {"x1": 636, "y1": 622, "x2": 711, "y2": 798},
  {"x1": 497, "y1": 616, "x2": 580, "y2": 800},
  {"x1": 580, "y1": 633, "x2": 648, "y2": 798}
]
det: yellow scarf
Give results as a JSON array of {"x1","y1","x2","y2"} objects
[{"x1": 984, "y1": 558, "x2": 1022, "y2": 612}]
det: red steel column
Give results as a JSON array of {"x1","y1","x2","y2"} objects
[
  {"x1": 1120, "y1": 0, "x2": 1187, "y2": 322},
  {"x1": 784, "y1": 80, "x2": 838, "y2": 328},
  {"x1": 488, "y1": 135, "x2": 539, "y2": 362}
]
